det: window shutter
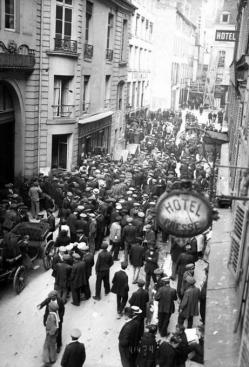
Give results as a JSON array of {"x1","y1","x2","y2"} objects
[{"x1": 229, "y1": 203, "x2": 247, "y2": 276}]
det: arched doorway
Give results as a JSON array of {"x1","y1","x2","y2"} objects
[{"x1": 0, "y1": 82, "x2": 15, "y2": 185}]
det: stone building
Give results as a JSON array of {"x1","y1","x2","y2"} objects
[
  {"x1": 0, "y1": 0, "x2": 135, "y2": 182},
  {"x1": 150, "y1": 0, "x2": 202, "y2": 110},
  {"x1": 126, "y1": 0, "x2": 154, "y2": 118}
]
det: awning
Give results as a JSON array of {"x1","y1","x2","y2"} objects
[
  {"x1": 78, "y1": 111, "x2": 113, "y2": 125},
  {"x1": 203, "y1": 131, "x2": 229, "y2": 145}
]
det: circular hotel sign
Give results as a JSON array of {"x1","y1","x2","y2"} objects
[{"x1": 156, "y1": 190, "x2": 212, "y2": 238}]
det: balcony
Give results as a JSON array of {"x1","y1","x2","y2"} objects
[
  {"x1": 52, "y1": 105, "x2": 75, "y2": 118},
  {"x1": 54, "y1": 38, "x2": 78, "y2": 54},
  {"x1": 104, "y1": 99, "x2": 111, "y2": 110},
  {"x1": 0, "y1": 41, "x2": 35, "y2": 72},
  {"x1": 84, "y1": 44, "x2": 93, "y2": 59},
  {"x1": 106, "y1": 49, "x2": 113, "y2": 62},
  {"x1": 82, "y1": 102, "x2": 90, "y2": 114}
]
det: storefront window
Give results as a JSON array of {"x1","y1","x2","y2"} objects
[{"x1": 52, "y1": 134, "x2": 69, "y2": 169}]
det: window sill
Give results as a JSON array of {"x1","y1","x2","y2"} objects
[
  {"x1": 84, "y1": 58, "x2": 93, "y2": 63},
  {"x1": 47, "y1": 118, "x2": 76, "y2": 125}
]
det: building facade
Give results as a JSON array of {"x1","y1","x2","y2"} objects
[
  {"x1": 223, "y1": 1, "x2": 249, "y2": 365},
  {"x1": 126, "y1": 0, "x2": 154, "y2": 118},
  {"x1": 0, "y1": 0, "x2": 135, "y2": 182},
  {"x1": 150, "y1": 0, "x2": 202, "y2": 111},
  {"x1": 204, "y1": 0, "x2": 237, "y2": 109},
  {"x1": 0, "y1": 0, "x2": 39, "y2": 184}
]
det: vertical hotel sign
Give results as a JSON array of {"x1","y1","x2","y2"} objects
[{"x1": 215, "y1": 30, "x2": 237, "y2": 42}]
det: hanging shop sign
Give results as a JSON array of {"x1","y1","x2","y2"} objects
[
  {"x1": 156, "y1": 190, "x2": 212, "y2": 237},
  {"x1": 215, "y1": 30, "x2": 237, "y2": 42}
]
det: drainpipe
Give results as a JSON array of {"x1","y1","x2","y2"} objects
[{"x1": 37, "y1": 0, "x2": 43, "y2": 173}]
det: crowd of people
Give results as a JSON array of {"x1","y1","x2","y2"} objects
[{"x1": 0, "y1": 108, "x2": 215, "y2": 367}]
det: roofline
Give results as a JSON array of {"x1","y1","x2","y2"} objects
[{"x1": 109, "y1": 0, "x2": 137, "y2": 13}]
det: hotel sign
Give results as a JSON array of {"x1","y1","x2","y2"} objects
[
  {"x1": 156, "y1": 190, "x2": 212, "y2": 237},
  {"x1": 215, "y1": 30, "x2": 237, "y2": 42}
]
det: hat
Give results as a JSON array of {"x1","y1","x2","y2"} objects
[
  {"x1": 67, "y1": 192, "x2": 73, "y2": 197},
  {"x1": 146, "y1": 324, "x2": 158, "y2": 333},
  {"x1": 77, "y1": 205, "x2": 84, "y2": 211},
  {"x1": 116, "y1": 203, "x2": 122, "y2": 210},
  {"x1": 129, "y1": 187, "x2": 135, "y2": 191},
  {"x1": 186, "y1": 276, "x2": 196, "y2": 285},
  {"x1": 93, "y1": 188, "x2": 99, "y2": 195},
  {"x1": 126, "y1": 191, "x2": 132, "y2": 195},
  {"x1": 138, "y1": 212, "x2": 145, "y2": 218},
  {"x1": 78, "y1": 242, "x2": 89, "y2": 251},
  {"x1": 73, "y1": 253, "x2": 81, "y2": 260},
  {"x1": 80, "y1": 213, "x2": 87, "y2": 218},
  {"x1": 185, "y1": 263, "x2": 195, "y2": 270},
  {"x1": 88, "y1": 213, "x2": 96, "y2": 218},
  {"x1": 66, "y1": 244, "x2": 74, "y2": 251},
  {"x1": 63, "y1": 254, "x2": 71, "y2": 261},
  {"x1": 161, "y1": 277, "x2": 170, "y2": 283},
  {"x1": 48, "y1": 301, "x2": 59, "y2": 312},
  {"x1": 101, "y1": 241, "x2": 109, "y2": 249},
  {"x1": 133, "y1": 203, "x2": 140, "y2": 207},
  {"x1": 131, "y1": 306, "x2": 142, "y2": 314},
  {"x1": 149, "y1": 202, "x2": 156, "y2": 206},
  {"x1": 71, "y1": 328, "x2": 82, "y2": 339},
  {"x1": 137, "y1": 279, "x2": 145, "y2": 287},
  {"x1": 48, "y1": 290, "x2": 58, "y2": 298},
  {"x1": 59, "y1": 246, "x2": 66, "y2": 252},
  {"x1": 126, "y1": 217, "x2": 133, "y2": 223}
]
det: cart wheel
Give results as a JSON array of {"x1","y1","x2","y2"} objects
[
  {"x1": 13, "y1": 266, "x2": 26, "y2": 294},
  {"x1": 43, "y1": 240, "x2": 55, "y2": 270}
]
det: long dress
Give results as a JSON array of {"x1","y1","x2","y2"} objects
[{"x1": 42, "y1": 312, "x2": 58, "y2": 365}]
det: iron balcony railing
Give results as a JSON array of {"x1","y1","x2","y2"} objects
[
  {"x1": 84, "y1": 43, "x2": 93, "y2": 59},
  {"x1": 106, "y1": 49, "x2": 113, "y2": 61},
  {"x1": 52, "y1": 104, "x2": 75, "y2": 118},
  {"x1": 54, "y1": 38, "x2": 78, "y2": 53}
]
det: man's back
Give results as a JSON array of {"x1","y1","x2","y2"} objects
[{"x1": 61, "y1": 341, "x2": 86, "y2": 367}]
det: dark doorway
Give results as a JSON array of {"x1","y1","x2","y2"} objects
[
  {"x1": 0, "y1": 83, "x2": 15, "y2": 185},
  {"x1": 51, "y1": 134, "x2": 68, "y2": 169}
]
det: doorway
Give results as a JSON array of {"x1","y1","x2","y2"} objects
[{"x1": 0, "y1": 83, "x2": 15, "y2": 185}]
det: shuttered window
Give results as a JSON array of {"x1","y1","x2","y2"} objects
[
  {"x1": 229, "y1": 204, "x2": 247, "y2": 276},
  {"x1": 239, "y1": 299, "x2": 249, "y2": 366}
]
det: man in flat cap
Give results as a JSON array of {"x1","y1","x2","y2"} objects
[
  {"x1": 70, "y1": 253, "x2": 87, "y2": 306},
  {"x1": 54, "y1": 254, "x2": 72, "y2": 304},
  {"x1": 178, "y1": 276, "x2": 200, "y2": 328},
  {"x1": 61, "y1": 328, "x2": 86, "y2": 367},
  {"x1": 129, "y1": 278, "x2": 149, "y2": 338},
  {"x1": 181, "y1": 263, "x2": 195, "y2": 298},
  {"x1": 93, "y1": 241, "x2": 113, "y2": 300},
  {"x1": 155, "y1": 277, "x2": 177, "y2": 337}
]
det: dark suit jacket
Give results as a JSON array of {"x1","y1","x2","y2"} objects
[
  {"x1": 129, "y1": 288, "x2": 149, "y2": 318},
  {"x1": 71, "y1": 260, "x2": 87, "y2": 288},
  {"x1": 129, "y1": 244, "x2": 144, "y2": 267},
  {"x1": 118, "y1": 318, "x2": 140, "y2": 348},
  {"x1": 84, "y1": 253, "x2": 94, "y2": 278},
  {"x1": 157, "y1": 341, "x2": 176, "y2": 367},
  {"x1": 111, "y1": 270, "x2": 129, "y2": 297},
  {"x1": 95, "y1": 250, "x2": 113, "y2": 272},
  {"x1": 180, "y1": 285, "x2": 200, "y2": 318},
  {"x1": 155, "y1": 285, "x2": 177, "y2": 314},
  {"x1": 55, "y1": 262, "x2": 72, "y2": 288},
  {"x1": 144, "y1": 249, "x2": 158, "y2": 273},
  {"x1": 61, "y1": 341, "x2": 86, "y2": 367}
]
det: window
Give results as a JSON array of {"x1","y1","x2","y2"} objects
[
  {"x1": 104, "y1": 75, "x2": 111, "y2": 108},
  {"x1": 139, "y1": 48, "x2": 142, "y2": 70},
  {"x1": 106, "y1": 13, "x2": 114, "y2": 49},
  {"x1": 120, "y1": 19, "x2": 128, "y2": 62},
  {"x1": 55, "y1": 0, "x2": 72, "y2": 39},
  {"x1": 82, "y1": 75, "x2": 90, "y2": 112},
  {"x1": 126, "y1": 82, "x2": 131, "y2": 107},
  {"x1": 85, "y1": 1, "x2": 93, "y2": 43},
  {"x1": 135, "y1": 14, "x2": 139, "y2": 36},
  {"x1": 117, "y1": 81, "x2": 124, "y2": 110},
  {"x1": 137, "y1": 81, "x2": 141, "y2": 107},
  {"x1": 149, "y1": 22, "x2": 153, "y2": 40},
  {"x1": 221, "y1": 12, "x2": 230, "y2": 23},
  {"x1": 53, "y1": 76, "x2": 73, "y2": 117},
  {"x1": 132, "y1": 82, "x2": 136, "y2": 107},
  {"x1": 5, "y1": 0, "x2": 15, "y2": 30},
  {"x1": 52, "y1": 134, "x2": 69, "y2": 170},
  {"x1": 218, "y1": 50, "x2": 226, "y2": 68}
]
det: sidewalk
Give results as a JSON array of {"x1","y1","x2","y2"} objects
[{"x1": 205, "y1": 209, "x2": 240, "y2": 366}]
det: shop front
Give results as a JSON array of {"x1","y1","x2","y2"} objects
[{"x1": 78, "y1": 111, "x2": 113, "y2": 163}]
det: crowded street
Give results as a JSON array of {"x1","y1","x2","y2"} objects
[
  {"x1": 1, "y1": 0, "x2": 245, "y2": 366},
  {"x1": 0, "y1": 107, "x2": 219, "y2": 367}
]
